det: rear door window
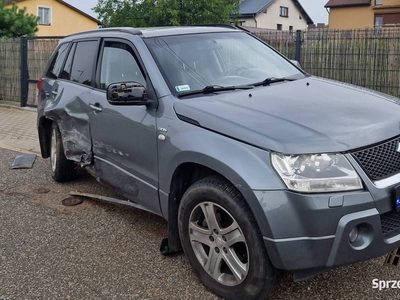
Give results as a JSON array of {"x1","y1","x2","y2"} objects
[
  {"x1": 46, "y1": 43, "x2": 69, "y2": 79},
  {"x1": 70, "y1": 41, "x2": 98, "y2": 86}
]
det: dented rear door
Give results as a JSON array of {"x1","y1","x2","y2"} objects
[{"x1": 43, "y1": 40, "x2": 100, "y2": 164}]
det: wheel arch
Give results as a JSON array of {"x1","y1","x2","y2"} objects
[
  {"x1": 38, "y1": 116, "x2": 54, "y2": 158},
  {"x1": 164, "y1": 154, "x2": 276, "y2": 253}
]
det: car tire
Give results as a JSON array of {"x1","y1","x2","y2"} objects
[
  {"x1": 50, "y1": 122, "x2": 77, "y2": 182},
  {"x1": 178, "y1": 175, "x2": 280, "y2": 300}
]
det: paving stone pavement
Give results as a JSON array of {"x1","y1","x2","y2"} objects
[{"x1": 0, "y1": 106, "x2": 40, "y2": 154}]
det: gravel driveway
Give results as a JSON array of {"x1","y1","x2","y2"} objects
[{"x1": 0, "y1": 148, "x2": 398, "y2": 299}]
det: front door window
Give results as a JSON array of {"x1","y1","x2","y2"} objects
[{"x1": 100, "y1": 42, "x2": 146, "y2": 90}]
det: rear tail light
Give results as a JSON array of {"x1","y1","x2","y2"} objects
[{"x1": 36, "y1": 78, "x2": 44, "y2": 105}]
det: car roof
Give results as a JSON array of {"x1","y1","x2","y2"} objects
[{"x1": 63, "y1": 25, "x2": 241, "y2": 41}]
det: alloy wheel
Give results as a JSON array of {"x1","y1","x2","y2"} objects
[{"x1": 188, "y1": 202, "x2": 249, "y2": 286}]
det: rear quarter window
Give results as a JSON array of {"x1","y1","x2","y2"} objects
[{"x1": 46, "y1": 43, "x2": 70, "y2": 79}]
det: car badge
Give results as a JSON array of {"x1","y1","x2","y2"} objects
[{"x1": 397, "y1": 142, "x2": 400, "y2": 153}]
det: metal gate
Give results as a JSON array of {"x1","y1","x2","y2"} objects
[{"x1": 20, "y1": 36, "x2": 62, "y2": 107}]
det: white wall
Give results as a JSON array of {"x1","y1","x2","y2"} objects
[
  {"x1": 238, "y1": 17, "x2": 257, "y2": 27},
  {"x1": 239, "y1": 0, "x2": 309, "y2": 30}
]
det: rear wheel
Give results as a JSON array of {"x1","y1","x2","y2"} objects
[
  {"x1": 178, "y1": 176, "x2": 279, "y2": 300},
  {"x1": 50, "y1": 122, "x2": 77, "y2": 182}
]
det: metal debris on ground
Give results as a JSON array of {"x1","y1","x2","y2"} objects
[
  {"x1": 70, "y1": 191, "x2": 155, "y2": 214},
  {"x1": 385, "y1": 248, "x2": 400, "y2": 266},
  {"x1": 10, "y1": 154, "x2": 36, "y2": 169},
  {"x1": 62, "y1": 196, "x2": 84, "y2": 207}
]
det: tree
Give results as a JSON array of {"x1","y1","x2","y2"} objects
[
  {"x1": 0, "y1": 0, "x2": 39, "y2": 37},
  {"x1": 94, "y1": 0, "x2": 240, "y2": 28}
]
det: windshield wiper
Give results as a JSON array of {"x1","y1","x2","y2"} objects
[
  {"x1": 253, "y1": 77, "x2": 296, "y2": 87},
  {"x1": 178, "y1": 85, "x2": 253, "y2": 98}
]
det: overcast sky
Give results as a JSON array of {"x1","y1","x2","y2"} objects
[{"x1": 64, "y1": 0, "x2": 329, "y2": 24}]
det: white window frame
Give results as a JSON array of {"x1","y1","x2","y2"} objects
[{"x1": 37, "y1": 6, "x2": 52, "y2": 25}]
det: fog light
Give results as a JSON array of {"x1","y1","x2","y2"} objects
[{"x1": 349, "y1": 227, "x2": 359, "y2": 243}]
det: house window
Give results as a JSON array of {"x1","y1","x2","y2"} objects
[
  {"x1": 374, "y1": 13, "x2": 400, "y2": 27},
  {"x1": 38, "y1": 6, "x2": 51, "y2": 25},
  {"x1": 280, "y1": 6, "x2": 289, "y2": 17},
  {"x1": 289, "y1": 26, "x2": 293, "y2": 33},
  {"x1": 375, "y1": 16, "x2": 383, "y2": 26},
  {"x1": 375, "y1": 0, "x2": 383, "y2": 5},
  {"x1": 277, "y1": 24, "x2": 282, "y2": 30}
]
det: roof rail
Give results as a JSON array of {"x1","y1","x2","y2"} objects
[
  {"x1": 190, "y1": 24, "x2": 238, "y2": 29},
  {"x1": 66, "y1": 27, "x2": 142, "y2": 38}
]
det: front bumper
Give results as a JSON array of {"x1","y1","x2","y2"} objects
[{"x1": 257, "y1": 187, "x2": 400, "y2": 275}]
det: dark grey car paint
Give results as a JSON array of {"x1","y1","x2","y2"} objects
[
  {"x1": 37, "y1": 27, "x2": 400, "y2": 280},
  {"x1": 42, "y1": 79, "x2": 93, "y2": 164},
  {"x1": 174, "y1": 76, "x2": 400, "y2": 154},
  {"x1": 89, "y1": 89, "x2": 160, "y2": 214}
]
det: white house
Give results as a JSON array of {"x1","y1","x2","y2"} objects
[{"x1": 237, "y1": 0, "x2": 313, "y2": 31}]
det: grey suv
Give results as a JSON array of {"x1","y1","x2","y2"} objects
[{"x1": 37, "y1": 26, "x2": 400, "y2": 299}]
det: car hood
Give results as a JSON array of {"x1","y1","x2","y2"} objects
[{"x1": 173, "y1": 77, "x2": 400, "y2": 154}]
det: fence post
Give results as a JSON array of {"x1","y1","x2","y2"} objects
[
  {"x1": 295, "y1": 30, "x2": 302, "y2": 63},
  {"x1": 20, "y1": 37, "x2": 28, "y2": 107}
]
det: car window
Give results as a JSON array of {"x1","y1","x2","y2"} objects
[
  {"x1": 145, "y1": 32, "x2": 304, "y2": 94},
  {"x1": 99, "y1": 42, "x2": 146, "y2": 90},
  {"x1": 70, "y1": 41, "x2": 98, "y2": 86},
  {"x1": 46, "y1": 43, "x2": 69, "y2": 79},
  {"x1": 60, "y1": 43, "x2": 76, "y2": 80}
]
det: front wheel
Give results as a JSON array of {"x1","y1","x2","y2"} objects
[
  {"x1": 50, "y1": 122, "x2": 77, "y2": 182},
  {"x1": 178, "y1": 176, "x2": 280, "y2": 300}
]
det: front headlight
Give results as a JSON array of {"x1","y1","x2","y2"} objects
[{"x1": 271, "y1": 153, "x2": 363, "y2": 193}]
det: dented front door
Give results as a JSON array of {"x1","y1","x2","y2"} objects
[
  {"x1": 88, "y1": 40, "x2": 160, "y2": 214},
  {"x1": 89, "y1": 93, "x2": 159, "y2": 214}
]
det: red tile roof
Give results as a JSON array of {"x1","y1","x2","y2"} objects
[{"x1": 325, "y1": 0, "x2": 371, "y2": 8}]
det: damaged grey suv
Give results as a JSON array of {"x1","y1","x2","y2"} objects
[{"x1": 37, "y1": 25, "x2": 400, "y2": 299}]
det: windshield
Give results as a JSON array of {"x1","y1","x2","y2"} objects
[{"x1": 145, "y1": 32, "x2": 304, "y2": 95}]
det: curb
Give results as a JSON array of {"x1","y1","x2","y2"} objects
[
  {"x1": 0, "y1": 103, "x2": 37, "y2": 112},
  {"x1": 0, "y1": 142, "x2": 40, "y2": 155}
]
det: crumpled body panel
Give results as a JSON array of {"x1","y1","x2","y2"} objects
[{"x1": 42, "y1": 81, "x2": 92, "y2": 165}]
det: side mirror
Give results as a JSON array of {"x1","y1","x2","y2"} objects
[
  {"x1": 290, "y1": 60, "x2": 302, "y2": 69},
  {"x1": 107, "y1": 82, "x2": 148, "y2": 106}
]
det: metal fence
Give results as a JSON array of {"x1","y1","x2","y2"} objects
[{"x1": 1, "y1": 28, "x2": 400, "y2": 106}]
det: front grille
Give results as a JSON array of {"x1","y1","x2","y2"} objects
[
  {"x1": 381, "y1": 211, "x2": 400, "y2": 235},
  {"x1": 352, "y1": 136, "x2": 400, "y2": 181}
]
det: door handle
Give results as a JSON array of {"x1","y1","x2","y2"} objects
[{"x1": 90, "y1": 103, "x2": 103, "y2": 112}]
